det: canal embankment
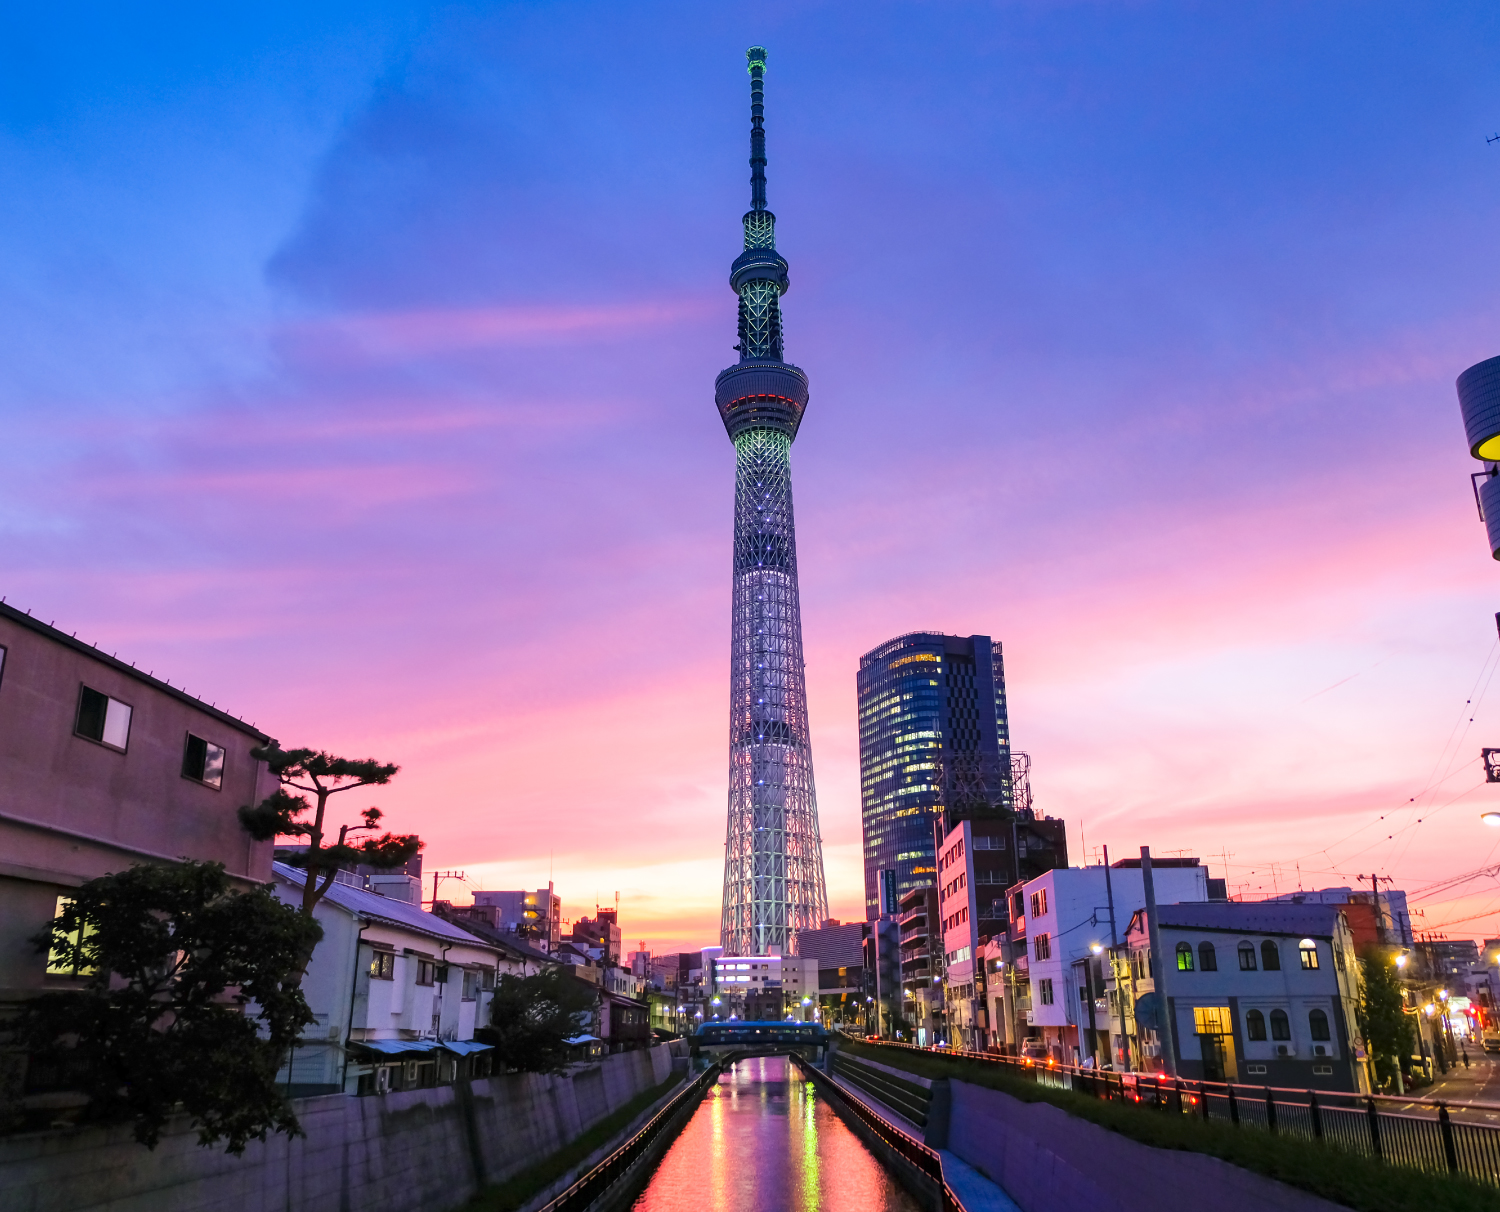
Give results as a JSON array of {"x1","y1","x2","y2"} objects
[{"x1": 837, "y1": 1039, "x2": 1497, "y2": 1212}]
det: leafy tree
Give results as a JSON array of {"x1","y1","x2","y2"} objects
[
  {"x1": 13, "y1": 860, "x2": 321, "y2": 1152},
  {"x1": 238, "y1": 746, "x2": 421, "y2": 921},
  {"x1": 478, "y1": 967, "x2": 598, "y2": 1074},
  {"x1": 1358, "y1": 946, "x2": 1415, "y2": 1089}
]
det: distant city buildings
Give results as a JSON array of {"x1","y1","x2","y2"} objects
[{"x1": 470, "y1": 885, "x2": 563, "y2": 952}]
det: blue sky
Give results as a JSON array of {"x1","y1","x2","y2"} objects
[{"x1": 6, "y1": 3, "x2": 1500, "y2": 945}]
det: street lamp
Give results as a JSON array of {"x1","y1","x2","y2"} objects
[{"x1": 1482, "y1": 811, "x2": 1500, "y2": 827}]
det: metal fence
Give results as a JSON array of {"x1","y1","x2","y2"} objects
[{"x1": 860, "y1": 1039, "x2": 1500, "y2": 1188}]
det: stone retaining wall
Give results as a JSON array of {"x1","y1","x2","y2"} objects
[{"x1": 0, "y1": 1043, "x2": 679, "y2": 1212}]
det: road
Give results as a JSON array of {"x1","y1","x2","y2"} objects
[{"x1": 1395, "y1": 1048, "x2": 1500, "y2": 1124}]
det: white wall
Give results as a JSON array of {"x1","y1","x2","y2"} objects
[{"x1": 1026, "y1": 866, "x2": 1208, "y2": 1029}]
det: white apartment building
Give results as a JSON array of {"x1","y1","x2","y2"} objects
[
  {"x1": 271, "y1": 863, "x2": 529, "y2": 1096},
  {"x1": 1008, "y1": 861, "x2": 1210, "y2": 1062}
]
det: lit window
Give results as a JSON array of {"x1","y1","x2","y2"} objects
[
  {"x1": 369, "y1": 951, "x2": 395, "y2": 980},
  {"x1": 44, "y1": 896, "x2": 97, "y2": 977},
  {"x1": 75, "y1": 686, "x2": 132, "y2": 751},
  {"x1": 1299, "y1": 940, "x2": 1319, "y2": 970},
  {"x1": 181, "y1": 734, "x2": 226, "y2": 789},
  {"x1": 1193, "y1": 1006, "x2": 1230, "y2": 1034},
  {"x1": 1176, "y1": 943, "x2": 1194, "y2": 972}
]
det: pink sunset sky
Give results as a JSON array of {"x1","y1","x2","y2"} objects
[{"x1": 7, "y1": 3, "x2": 1500, "y2": 952}]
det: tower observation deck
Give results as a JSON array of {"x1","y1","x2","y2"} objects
[{"x1": 717, "y1": 47, "x2": 829, "y2": 956}]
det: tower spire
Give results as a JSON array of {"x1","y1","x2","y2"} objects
[
  {"x1": 748, "y1": 46, "x2": 767, "y2": 211},
  {"x1": 715, "y1": 47, "x2": 828, "y2": 959}
]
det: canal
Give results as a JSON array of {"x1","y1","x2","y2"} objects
[{"x1": 631, "y1": 1056, "x2": 922, "y2": 1212}]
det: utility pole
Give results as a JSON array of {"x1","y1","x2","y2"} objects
[
  {"x1": 1102, "y1": 845, "x2": 1118, "y2": 946},
  {"x1": 429, "y1": 870, "x2": 466, "y2": 907},
  {"x1": 1141, "y1": 846, "x2": 1179, "y2": 1078},
  {"x1": 1359, "y1": 873, "x2": 1387, "y2": 945}
]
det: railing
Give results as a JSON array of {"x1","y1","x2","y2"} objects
[
  {"x1": 793, "y1": 1055, "x2": 968, "y2": 1212},
  {"x1": 831, "y1": 1052, "x2": 931, "y2": 1125},
  {"x1": 537, "y1": 1060, "x2": 723, "y2": 1212},
  {"x1": 855, "y1": 1038, "x2": 1500, "y2": 1188}
]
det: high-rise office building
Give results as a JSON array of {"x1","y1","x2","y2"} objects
[
  {"x1": 857, "y1": 632, "x2": 1013, "y2": 919},
  {"x1": 717, "y1": 48, "x2": 829, "y2": 955}
]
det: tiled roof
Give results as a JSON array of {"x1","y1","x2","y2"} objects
[
  {"x1": 273, "y1": 862, "x2": 495, "y2": 948},
  {"x1": 1153, "y1": 901, "x2": 1344, "y2": 938}
]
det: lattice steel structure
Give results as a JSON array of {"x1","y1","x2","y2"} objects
[{"x1": 717, "y1": 47, "x2": 828, "y2": 955}]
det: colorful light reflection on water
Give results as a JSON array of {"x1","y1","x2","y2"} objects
[{"x1": 632, "y1": 1056, "x2": 922, "y2": 1212}]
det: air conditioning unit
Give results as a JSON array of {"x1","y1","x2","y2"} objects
[
  {"x1": 1276, "y1": 1045, "x2": 1292, "y2": 1057},
  {"x1": 375, "y1": 1068, "x2": 391, "y2": 1094}
]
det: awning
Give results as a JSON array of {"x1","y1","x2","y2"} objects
[
  {"x1": 440, "y1": 1041, "x2": 494, "y2": 1057},
  {"x1": 350, "y1": 1039, "x2": 443, "y2": 1056}
]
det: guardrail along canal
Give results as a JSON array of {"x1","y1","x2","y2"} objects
[{"x1": 630, "y1": 1056, "x2": 922, "y2": 1212}]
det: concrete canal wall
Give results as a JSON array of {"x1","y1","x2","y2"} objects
[{"x1": 0, "y1": 1042, "x2": 680, "y2": 1212}]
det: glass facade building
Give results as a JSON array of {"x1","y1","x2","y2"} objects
[{"x1": 857, "y1": 633, "x2": 1012, "y2": 920}]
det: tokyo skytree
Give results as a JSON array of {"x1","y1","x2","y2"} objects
[{"x1": 716, "y1": 47, "x2": 829, "y2": 955}]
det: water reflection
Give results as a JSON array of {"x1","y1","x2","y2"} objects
[{"x1": 632, "y1": 1056, "x2": 922, "y2": 1212}]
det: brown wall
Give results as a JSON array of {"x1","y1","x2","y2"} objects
[{"x1": 0, "y1": 609, "x2": 276, "y2": 1005}]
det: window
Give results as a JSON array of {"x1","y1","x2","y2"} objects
[
  {"x1": 1309, "y1": 1009, "x2": 1330, "y2": 1041},
  {"x1": 1176, "y1": 942, "x2": 1194, "y2": 971},
  {"x1": 181, "y1": 734, "x2": 226, "y2": 789},
  {"x1": 1033, "y1": 933, "x2": 1051, "y2": 961},
  {"x1": 1029, "y1": 889, "x2": 1048, "y2": 917},
  {"x1": 415, "y1": 959, "x2": 436, "y2": 986},
  {"x1": 75, "y1": 686, "x2": 132, "y2": 751},
  {"x1": 1199, "y1": 942, "x2": 1217, "y2": 971},
  {"x1": 0, "y1": 644, "x2": 7, "y2": 688},
  {"x1": 1193, "y1": 1006, "x2": 1230, "y2": 1034},
  {"x1": 369, "y1": 950, "x2": 395, "y2": 980},
  {"x1": 462, "y1": 970, "x2": 481, "y2": 1000},
  {"x1": 1238, "y1": 942, "x2": 1257, "y2": 971},
  {"x1": 1261, "y1": 941, "x2": 1281, "y2": 971},
  {"x1": 44, "y1": 896, "x2": 96, "y2": 977},
  {"x1": 1299, "y1": 940, "x2": 1320, "y2": 970},
  {"x1": 1245, "y1": 1009, "x2": 1266, "y2": 1040},
  {"x1": 1038, "y1": 978, "x2": 1054, "y2": 1005},
  {"x1": 1270, "y1": 1009, "x2": 1291, "y2": 1041}
]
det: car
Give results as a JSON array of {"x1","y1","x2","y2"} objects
[
  {"x1": 1019, "y1": 1038, "x2": 1049, "y2": 1060},
  {"x1": 1483, "y1": 1034, "x2": 1500, "y2": 1054}
]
